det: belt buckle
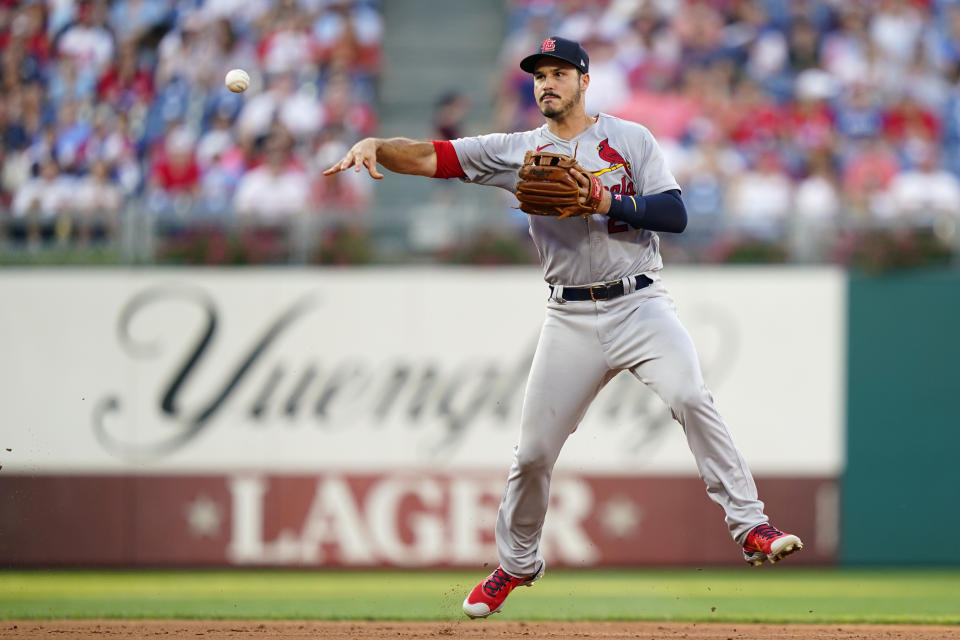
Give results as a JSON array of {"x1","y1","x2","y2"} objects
[{"x1": 589, "y1": 285, "x2": 606, "y2": 301}]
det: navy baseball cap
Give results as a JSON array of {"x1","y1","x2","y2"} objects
[{"x1": 520, "y1": 36, "x2": 589, "y2": 74}]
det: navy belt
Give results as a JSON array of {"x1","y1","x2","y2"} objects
[{"x1": 552, "y1": 274, "x2": 653, "y2": 301}]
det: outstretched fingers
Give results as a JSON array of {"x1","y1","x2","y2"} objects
[
  {"x1": 322, "y1": 153, "x2": 355, "y2": 176},
  {"x1": 323, "y1": 150, "x2": 383, "y2": 179}
]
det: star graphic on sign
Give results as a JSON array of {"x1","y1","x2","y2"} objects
[
  {"x1": 185, "y1": 494, "x2": 223, "y2": 539},
  {"x1": 599, "y1": 495, "x2": 643, "y2": 538}
]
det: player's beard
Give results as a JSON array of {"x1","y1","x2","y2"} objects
[{"x1": 539, "y1": 89, "x2": 582, "y2": 120}]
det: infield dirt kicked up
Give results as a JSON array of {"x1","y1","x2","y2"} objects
[{"x1": 2, "y1": 621, "x2": 959, "y2": 639}]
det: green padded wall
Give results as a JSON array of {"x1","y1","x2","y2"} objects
[{"x1": 844, "y1": 270, "x2": 960, "y2": 564}]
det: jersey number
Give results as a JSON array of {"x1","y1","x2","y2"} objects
[{"x1": 607, "y1": 219, "x2": 629, "y2": 234}]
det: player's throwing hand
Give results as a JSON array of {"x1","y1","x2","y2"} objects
[{"x1": 323, "y1": 138, "x2": 384, "y2": 179}]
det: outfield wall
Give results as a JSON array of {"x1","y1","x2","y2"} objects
[
  {"x1": 0, "y1": 267, "x2": 844, "y2": 567},
  {"x1": 844, "y1": 270, "x2": 960, "y2": 565}
]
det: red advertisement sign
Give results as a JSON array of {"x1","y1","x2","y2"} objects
[{"x1": 0, "y1": 473, "x2": 835, "y2": 567}]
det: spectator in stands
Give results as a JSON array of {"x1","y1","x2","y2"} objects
[
  {"x1": 615, "y1": 64, "x2": 707, "y2": 141},
  {"x1": 52, "y1": 100, "x2": 92, "y2": 174},
  {"x1": 196, "y1": 107, "x2": 246, "y2": 217},
  {"x1": 794, "y1": 148, "x2": 841, "y2": 223},
  {"x1": 0, "y1": 92, "x2": 28, "y2": 156},
  {"x1": 0, "y1": 87, "x2": 36, "y2": 206},
  {"x1": 200, "y1": 0, "x2": 271, "y2": 27},
  {"x1": 786, "y1": 70, "x2": 837, "y2": 152},
  {"x1": 1, "y1": 4, "x2": 49, "y2": 91},
  {"x1": 432, "y1": 91, "x2": 471, "y2": 141},
  {"x1": 886, "y1": 144, "x2": 960, "y2": 225},
  {"x1": 1, "y1": 147, "x2": 31, "y2": 211},
  {"x1": 47, "y1": 55, "x2": 97, "y2": 109},
  {"x1": 97, "y1": 39, "x2": 154, "y2": 112},
  {"x1": 680, "y1": 136, "x2": 744, "y2": 228},
  {"x1": 236, "y1": 71, "x2": 323, "y2": 142},
  {"x1": 72, "y1": 159, "x2": 124, "y2": 243},
  {"x1": 108, "y1": 0, "x2": 171, "y2": 45},
  {"x1": 942, "y1": 64, "x2": 960, "y2": 176},
  {"x1": 234, "y1": 130, "x2": 310, "y2": 222},
  {"x1": 786, "y1": 19, "x2": 821, "y2": 75},
  {"x1": 197, "y1": 147, "x2": 243, "y2": 219},
  {"x1": 147, "y1": 125, "x2": 200, "y2": 216},
  {"x1": 318, "y1": 72, "x2": 376, "y2": 139},
  {"x1": 258, "y1": 1, "x2": 313, "y2": 75},
  {"x1": 582, "y1": 37, "x2": 629, "y2": 115},
  {"x1": 820, "y1": 5, "x2": 870, "y2": 86},
  {"x1": 56, "y1": 0, "x2": 114, "y2": 78},
  {"x1": 80, "y1": 108, "x2": 141, "y2": 196},
  {"x1": 155, "y1": 10, "x2": 221, "y2": 90},
  {"x1": 842, "y1": 138, "x2": 902, "y2": 221},
  {"x1": 791, "y1": 149, "x2": 842, "y2": 261},
  {"x1": 11, "y1": 158, "x2": 74, "y2": 244},
  {"x1": 197, "y1": 106, "x2": 239, "y2": 169},
  {"x1": 16, "y1": 82, "x2": 46, "y2": 146},
  {"x1": 313, "y1": 0, "x2": 383, "y2": 75},
  {"x1": 728, "y1": 0, "x2": 791, "y2": 96},
  {"x1": 870, "y1": 0, "x2": 926, "y2": 70},
  {"x1": 834, "y1": 82, "x2": 885, "y2": 140},
  {"x1": 47, "y1": 0, "x2": 77, "y2": 39},
  {"x1": 726, "y1": 150, "x2": 793, "y2": 238},
  {"x1": 621, "y1": 3, "x2": 680, "y2": 92},
  {"x1": 0, "y1": 4, "x2": 50, "y2": 62},
  {"x1": 727, "y1": 77, "x2": 783, "y2": 149},
  {"x1": 900, "y1": 44, "x2": 951, "y2": 110},
  {"x1": 927, "y1": 4, "x2": 960, "y2": 72},
  {"x1": 883, "y1": 92, "x2": 941, "y2": 146},
  {"x1": 555, "y1": 3, "x2": 605, "y2": 44},
  {"x1": 82, "y1": 107, "x2": 131, "y2": 167}
]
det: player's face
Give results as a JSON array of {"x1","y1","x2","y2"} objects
[{"x1": 532, "y1": 60, "x2": 586, "y2": 120}]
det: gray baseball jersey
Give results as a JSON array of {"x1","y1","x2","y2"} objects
[{"x1": 451, "y1": 113, "x2": 680, "y2": 286}]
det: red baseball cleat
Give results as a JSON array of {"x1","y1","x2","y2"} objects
[
  {"x1": 462, "y1": 562, "x2": 545, "y2": 619},
  {"x1": 742, "y1": 523, "x2": 803, "y2": 566}
]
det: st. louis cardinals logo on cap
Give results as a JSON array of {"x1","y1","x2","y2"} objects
[{"x1": 520, "y1": 36, "x2": 589, "y2": 74}]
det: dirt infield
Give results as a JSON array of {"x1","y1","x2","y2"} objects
[{"x1": 2, "y1": 621, "x2": 958, "y2": 639}]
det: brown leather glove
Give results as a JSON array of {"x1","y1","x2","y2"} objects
[{"x1": 515, "y1": 151, "x2": 604, "y2": 218}]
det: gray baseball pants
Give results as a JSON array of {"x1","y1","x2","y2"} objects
[{"x1": 495, "y1": 279, "x2": 768, "y2": 578}]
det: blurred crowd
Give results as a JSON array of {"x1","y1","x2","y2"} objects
[
  {"x1": 3, "y1": 0, "x2": 960, "y2": 266},
  {"x1": 498, "y1": 0, "x2": 960, "y2": 262},
  {"x1": 0, "y1": 0, "x2": 379, "y2": 247}
]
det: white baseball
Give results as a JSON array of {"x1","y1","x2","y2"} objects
[{"x1": 225, "y1": 68, "x2": 250, "y2": 93}]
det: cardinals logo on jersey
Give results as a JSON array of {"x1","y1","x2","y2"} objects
[{"x1": 595, "y1": 138, "x2": 632, "y2": 180}]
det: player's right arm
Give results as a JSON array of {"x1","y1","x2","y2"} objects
[{"x1": 322, "y1": 137, "x2": 437, "y2": 179}]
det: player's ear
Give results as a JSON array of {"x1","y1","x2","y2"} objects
[{"x1": 580, "y1": 72, "x2": 590, "y2": 93}]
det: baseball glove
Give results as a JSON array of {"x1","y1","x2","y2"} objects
[{"x1": 515, "y1": 151, "x2": 604, "y2": 218}]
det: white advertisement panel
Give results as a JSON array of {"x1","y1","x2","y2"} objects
[{"x1": 0, "y1": 267, "x2": 845, "y2": 475}]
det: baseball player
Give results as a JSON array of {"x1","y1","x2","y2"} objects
[{"x1": 324, "y1": 36, "x2": 803, "y2": 619}]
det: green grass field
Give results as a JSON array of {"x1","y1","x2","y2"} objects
[{"x1": 1, "y1": 569, "x2": 958, "y2": 624}]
